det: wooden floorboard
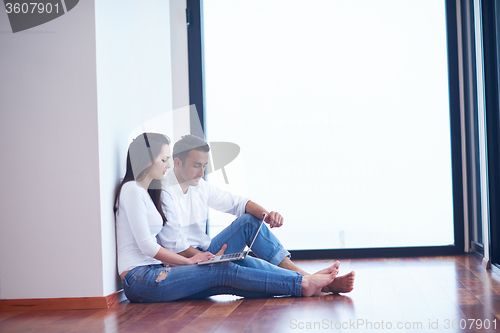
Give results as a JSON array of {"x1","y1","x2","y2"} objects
[{"x1": 2, "y1": 255, "x2": 500, "y2": 332}]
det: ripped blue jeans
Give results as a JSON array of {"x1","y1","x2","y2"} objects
[
  {"x1": 123, "y1": 261, "x2": 302, "y2": 302},
  {"x1": 207, "y1": 213, "x2": 291, "y2": 272}
]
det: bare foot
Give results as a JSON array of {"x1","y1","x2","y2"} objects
[
  {"x1": 322, "y1": 271, "x2": 355, "y2": 294},
  {"x1": 314, "y1": 261, "x2": 340, "y2": 276},
  {"x1": 302, "y1": 271, "x2": 338, "y2": 297}
]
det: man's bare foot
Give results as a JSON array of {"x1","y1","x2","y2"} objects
[
  {"x1": 302, "y1": 271, "x2": 338, "y2": 297},
  {"x1": 322, "y1": 271, "x2": 355, "y2": 293}
]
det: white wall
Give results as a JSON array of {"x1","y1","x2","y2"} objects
[
  {"x1": 95, "y1": 0, "x2": 178, "y2": 296},
  {"x1": 0, "y1": 0, "x2": 190, "y2": 300},
  {"x1": 0, "y1": 1, "x2": 103, "y2": 298},
  {"x1": 170, "y1": 0, "x2": 191, "y2": 137}
]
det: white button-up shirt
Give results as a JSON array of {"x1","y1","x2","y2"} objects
[{"x1": 157, "y1": 170, "x2": 250, "y2": 252}]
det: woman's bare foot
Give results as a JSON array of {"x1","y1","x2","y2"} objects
[
  {"x1": 322, "y1": 271, "x2": 355, "y2": 294},
  {"x1": 314, "y1": 261, "x2": 340, "y2": 276},
  {"x1": 301, "y1": 271, "x2": 338, "y2": 297}
]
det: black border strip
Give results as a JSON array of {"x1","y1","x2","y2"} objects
[
  {"x1": 290, "y1": 246, "x2": 460, "y2": 260},
  {"x1": 186, "y1": 0, "x2": 205, "y2": 138},
  {"x1": 481, "y1": 0, "x2": 500, "y2": 266},
  {"x1": 446, "y1": 0, "x2": 466, "y2": 254}
]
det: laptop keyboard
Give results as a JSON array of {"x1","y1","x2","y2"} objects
[{"x1": 219, "y1": 253, "x2": 243, "y2": 260}]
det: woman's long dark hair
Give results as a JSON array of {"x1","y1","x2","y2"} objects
[{"x1": 114, "y1": 133, "x2": 171, "y2": 225}]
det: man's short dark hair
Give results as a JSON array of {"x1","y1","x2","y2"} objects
[{"x1": 173, "y1": 134, "x2": 210, "y2": 162}]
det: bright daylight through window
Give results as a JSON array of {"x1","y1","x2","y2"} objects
[{"x1": 203, "y1": 0, "x2": 454, "y2": 250}]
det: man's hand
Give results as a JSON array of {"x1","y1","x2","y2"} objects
[
  {"x1": 186, "y1": 252, "x2": 215, "y2": 265},
  {"x1": 264, "y1": 211, "x2": 284, "y2": 228},
  {"x1": 215, "y1": 244, "x2": 227, "y2": 256}
]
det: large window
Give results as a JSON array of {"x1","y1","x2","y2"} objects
[{"x1": 199, "y1": 0, "x2": 458, "y2": 251}]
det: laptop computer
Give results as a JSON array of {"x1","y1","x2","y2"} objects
[{"x1": 198, "y1": 215, "x2": 266, "y2": 265}]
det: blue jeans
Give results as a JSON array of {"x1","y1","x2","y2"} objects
[
  {"x1": 207, "y1": 213, "x2": 291, "y2": 269},
  {"x1": 123, "y1": 262, "x2": 303, "y2": 302}
]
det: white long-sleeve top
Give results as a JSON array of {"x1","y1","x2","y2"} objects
[
  {"x1": 157, "y1": 170, "x2": 250, "y2": 252},
  {"x1": 116, "y1": 181, "x2": 163, "y2": 274}
]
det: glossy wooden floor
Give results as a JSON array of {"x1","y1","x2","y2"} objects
[{"x1": 2, "y1": 255, "x2": 500, "y2": 333}]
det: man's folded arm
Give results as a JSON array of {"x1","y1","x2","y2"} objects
[{"x1": 177, "y1": 246, "x2": 203, "y2": 258}]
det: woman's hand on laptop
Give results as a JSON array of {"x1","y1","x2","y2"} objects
[
  {"x1": 186, "y1": 252, "x2": 215, "y2": 265},
  {"x1": 264, "y1": 211, "x2": 284, "y2": 228}
]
